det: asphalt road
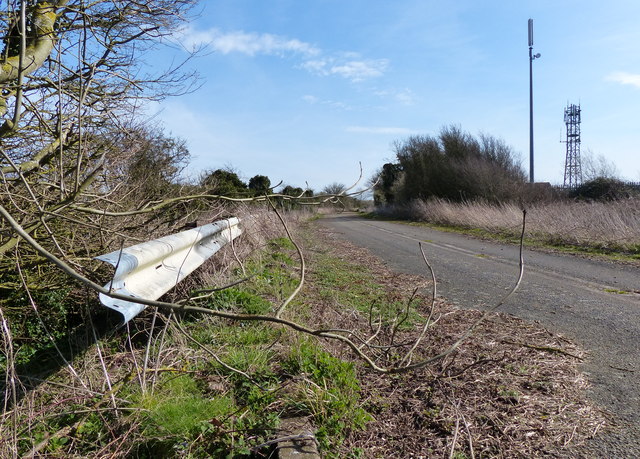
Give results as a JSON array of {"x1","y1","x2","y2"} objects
[{"x1": 320, "y1": 213, "x2": 640, "y2": 457}]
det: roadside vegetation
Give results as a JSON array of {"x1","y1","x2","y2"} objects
[
  {"x1": 0, "y1": 217, "x2": 606, "y2": 457},
  {"x1": 0, "y1": 2, "x2": 618, "y2": 457},
  {"x1": 0, "y1": 2, "x2": 367, "y2": 457},
  {"x1": 372, "y1": 126, "x2": 640, "y2": 259},
  {"x1": 375, "y1": 198, "x2": 640, "y2": 258}
]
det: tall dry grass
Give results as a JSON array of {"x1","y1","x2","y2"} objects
[{"x1": 383, "y1": 198, "x2": 640, "y2": 253}]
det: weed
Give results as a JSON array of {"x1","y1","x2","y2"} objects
[
  {"x1": 313, "y1": 251, "x2": 423, "y2": 328},
  {"x1": 269, "y1": 236, "x2": 296, "y2": 251},
  {"x1": 8, "y1": 231, "x2": 373, "y2": 457},
  {"x1": 282, "y1": 339, "x2": 370, "y2": 452},
  {"x1": 136, "y1": 374, "x2": 234, "y2": 436},
  {"x1": 497, "y1": 386, "x2": 521, "y2": 404},
  {"x1": 128, "y1": 372, "x2": 280, "y2": 457},
  {"x1": 378, "y1": 198, "x2": 640, "y2": 261},
  {"x1": 214, "y1": 323, "x2": 281, "y2": 346},
  {"x1": 505, "y1": 363, "x2": 531, "y2": 375},
  {"x1": 208, "y1": 287, "x2": 273, "y2": 314},
  {"x1": 604, "y1": 288, "x2": 629, "y2": 295},
  {"x1": 1, "y1": 287, "x2": 72, "y2": 365}
]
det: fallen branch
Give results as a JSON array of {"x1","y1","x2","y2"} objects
[
  {"x1": 501, "y1": 340, "x2": 584, "y2": 360},
  {"x1": 0, "y1": 201, "x2": 528, "y2": 374}
]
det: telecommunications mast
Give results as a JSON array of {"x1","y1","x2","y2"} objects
[
  {"x1": 563, "y1": 103, "x2": 582, "y2": 188},
  {"x1": 528, "y1": 19, "x2": 541, "y2": 183}
]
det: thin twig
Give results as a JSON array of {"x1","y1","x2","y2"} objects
[
  {"x1": 399, "y1": 242, "x2": 438, "y2": 366},
  {"x1": 268, "y1": 197, "x2": 305, "y2": 319},
  {"x1": 501, "y1": 340, "x2": 584, "y2": 360}
]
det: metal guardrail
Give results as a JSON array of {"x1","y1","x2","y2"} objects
[{"x1": 96, "y1": 218, "x2": 242, "y2": 322}]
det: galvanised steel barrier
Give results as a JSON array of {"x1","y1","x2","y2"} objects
[{"x1": 96, "y1": 218, "x2": 241, "y2": 322}]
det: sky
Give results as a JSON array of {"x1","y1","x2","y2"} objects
[{"x1": 152, "y1": 0, "x2": 640, "y2": 191}]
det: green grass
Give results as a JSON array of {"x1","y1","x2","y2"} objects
[
  {"x1": 138, "y1": 374, "x2": 236, "y2": 436},
  {"x1": 312, "y1": 251, "x2": 424, "y2": 329},
  {"x1": 127, "y1": 369, "x2": 278, "y2": 457},
  {"x1": 208, "y1": 287, "x2": 273, "y2": 314},
  {"x1": 281, "y1": 339, "x2": 371, "y2": 452},
  {"x1": 11, "y1": 229, "x2": 381, "y2": 457},
  {"x1": 138, "y1": 232, "x2": 376, "y2": 456},
  {"x1": 603, "y1": 288, "x2": 630, "y2": 295}
]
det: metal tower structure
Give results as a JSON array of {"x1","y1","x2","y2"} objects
[{"x1": 563, "y1": 103, "x2": 582, "y2": 188}]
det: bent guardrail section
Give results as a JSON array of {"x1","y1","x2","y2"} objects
[{"x1": 96, "y1": 217, "x2": 241, "y2": 322}]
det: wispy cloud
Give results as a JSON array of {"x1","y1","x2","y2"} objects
[
  {"x1": 181, "y1": 28, "x2": 319, "y2": 56},
  {"x1": 346, "y1": 126, "x2": 413, "y2": 135},
  {"x1": 374, "y1": 88, "x2": 416, "y2": 105},
  {"x1": 301, "y1": 57, "x2": 389, "y2": 82},
  {"x1": 181, "y1": 27, "x2": 388, "y2": 82},
  {"x1": 302, "y1": 94, "x2": 351, "y2": 110},
  {"x1": 606, "y1": 71, "x2": 640, "y2": 88}
]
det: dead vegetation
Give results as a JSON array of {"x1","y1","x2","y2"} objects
[
  {"x1": 0, "y1": 208, "x2": 609, "y2": 457},
  {"x1": 308, "y1": 224, "x2": 607, "y2": 458},
  {"x1": 0, "y1": 2, "x2": 607, "y2": 455},
  {"x1": 382, "y1": 198, "x2": 640, "y2": 255}
]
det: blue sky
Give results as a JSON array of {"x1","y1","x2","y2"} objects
[{"x1": 153, "y1": 0, "x2": 640, "y2": 191}]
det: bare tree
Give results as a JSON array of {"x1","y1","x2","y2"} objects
[
  {"x1": 581, "y1": 148, "x2": 620, "y2": 181},
  {"x1": 322, "y1": 182, "x2": 347, "y2": 195},
  {"x1": 0, "y1": 1, "x2": 201, "y2": 261},
  {"x1": 0, "y1": 1, "x2": 211, "y2": 392}
]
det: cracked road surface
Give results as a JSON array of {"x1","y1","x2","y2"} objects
[{"x1": 320, "y1": 213, "x2": 639, "y2": 457}]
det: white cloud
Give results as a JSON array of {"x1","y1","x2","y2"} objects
[
  {"x1": 374, "y1": 88, "x2": 416, "y2": 105},
  {"x1": 606, "y1": 71, "x2": 640, "y2": 88},
  {"x1": 300, "y1": 59, "x2": 330, "y2": 73},
  {"x1": 181, "y1": 27, "x2": 320, "y2": 56},
  {"x1": 330, "y1": 59, "x2": 389, "y2": 81},
  {"x1": 346, "y1": 126, "x2": 413, "y2": 135},
  {"x1": 181, "y1": 27, "x2": 389, "y2": 82},
  {"x1": 302, "y1": 94, "x2": 351, "y2": 110},
  {"x1": 301, "y1": 57, "x2": 388, "y2": 82}
]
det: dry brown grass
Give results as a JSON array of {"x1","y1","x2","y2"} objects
[
  {"x1": 402, "y1": 198, "x2": 640, "y2": 253},
  {"x1": 171, "y1": 205, "x2": 315, "y2": 297}
]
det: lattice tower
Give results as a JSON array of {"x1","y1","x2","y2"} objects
[{"x1": 563, "y1": 103, "x2": 582, "y2": 188}]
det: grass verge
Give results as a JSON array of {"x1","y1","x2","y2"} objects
[{"x1": 1, "y1": 218, "x2": 607, "y2": 457}]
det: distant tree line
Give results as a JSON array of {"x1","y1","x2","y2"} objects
[{"x1": 199, "y1": 169, "x2": 313, "y2": 199}]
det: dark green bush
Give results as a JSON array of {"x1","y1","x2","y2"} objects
[
  {"x1": 377, "y1": 125, "x2": 526, "y2": 205},
  {"x1": 570, "y1": 177, "x2": 638, "y2": 201}
]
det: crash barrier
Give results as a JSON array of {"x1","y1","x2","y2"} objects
[{"x1": 96, "y1": 218, "x2": 242, "y2": 322}]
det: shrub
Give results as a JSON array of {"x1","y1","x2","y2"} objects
[
  {"x1": 570, "y1": 177, "x2": 638, "y2": 201},
  {"x1": 380, "y1": 125, "x2": 526, "y2": 204}
]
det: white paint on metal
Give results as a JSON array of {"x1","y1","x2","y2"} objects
[{"x1": 96, "y1": 218, "x2": 241, "y2": 322}]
